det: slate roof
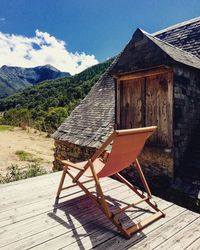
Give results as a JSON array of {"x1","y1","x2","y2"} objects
[
  {"x1": 53, "y1": 16, "x2": 200, "y2": 147},
  {"x1": 111, "y1": 28, "x2": 200, "y2": 75},
  {"x1": 52, "y1": 57, "x2": 118, "y2": 147},
  {"x1": 154, "y1": 16, "x2": 200, "y2": 58},
  {"x1": 145, "y1": 30, "x2": 200, "y2": 70}
]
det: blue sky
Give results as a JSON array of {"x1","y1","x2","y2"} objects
[{"x1": 0, "y1": 0, "x2": 199, "y2": 74}]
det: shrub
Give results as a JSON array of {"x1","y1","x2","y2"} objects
[
  {"x1": 0, "y1": 163, "x2": 47, "y2": 183},
  {"x1": 23, "y1": 163, "x2": 47, "y2": 178}
]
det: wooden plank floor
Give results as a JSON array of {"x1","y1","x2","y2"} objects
[{"x1": 0, "y1": 172, "x2": 199, "y2": 250}]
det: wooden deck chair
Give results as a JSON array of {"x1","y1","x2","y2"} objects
[{"x1": 56, "y1": 126, "x2": 165, "y2": 238}]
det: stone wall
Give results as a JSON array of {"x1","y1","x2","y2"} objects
[
  {"x1": 119, "y1": 146, "x2": 173, "y2": 188},
  {"x1": 53, "y1": 140, "x2": 96, "y2": 171},
  {"x1": 173, "y1": 65, "x2": 200, "y2": 172}
]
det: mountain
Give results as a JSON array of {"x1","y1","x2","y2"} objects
[
  {"x1": 0, "y1": 58, "x2": 113, "y2": 132},
  {"x1": 0, "y1": 64, "x2": 70, "y2": 98}
]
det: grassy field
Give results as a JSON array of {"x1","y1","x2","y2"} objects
[
  {"x1": 0, "y1": 126, "x2": 54, "y2": 183},
  {"x1": 15, "y1": 150, "x2": 43, "y2": 163},
  {"x1": 0, "y1": 125, "x2": 14, "y2": 131}
]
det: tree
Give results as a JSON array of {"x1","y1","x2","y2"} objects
[
  {"x1": 44, "y1": 107, "x2": 68, "y2": 133},
  {"x1": 2, "y1": 108, "x2": 31, "y2": 128}
]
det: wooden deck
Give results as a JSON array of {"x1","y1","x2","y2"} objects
[{"x1": 0, "y1": 172, "x2": 199, "y2": 250}]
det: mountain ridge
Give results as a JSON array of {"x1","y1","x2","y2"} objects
[{"x1": 0, "y1": 64, "x2": 70, "y2": 98}]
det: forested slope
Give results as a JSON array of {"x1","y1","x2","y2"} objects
[{"x1": 0, "y1": 58, "x2": 113, "y2": 132}]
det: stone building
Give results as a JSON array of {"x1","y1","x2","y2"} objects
[{"x1": 52, "y1": 17, "x2": 200, "y2": 196}]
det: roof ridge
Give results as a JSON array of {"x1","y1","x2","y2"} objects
[
  {"x1": 142, "y1": 29, "x2": 200, "y2": 61},
  {"x1": 152, "y1": 16, "x2": 200, "y2": 36}
]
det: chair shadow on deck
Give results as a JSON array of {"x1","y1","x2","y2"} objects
[{"x1": 47, "y1": 190, "x2": 151, "y2": 250}]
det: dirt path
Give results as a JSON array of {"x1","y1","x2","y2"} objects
[{"x1": 0, "y1": 127, "x2": 54, "y2": 175}]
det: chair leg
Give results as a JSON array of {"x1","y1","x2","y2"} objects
[
  {"x1": 56, "y1": 167, "x2": 67, "y2": 198},
  {"x1": 89, "y1": 161, "x2": 131, "y2": 238},
  {"x1": 89, "y1": 160, "x2": 111, "y2": 217},
  {"x1": 135, "y1": 159, "x2": 152, "y2": 197}
]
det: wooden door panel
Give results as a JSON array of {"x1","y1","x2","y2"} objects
[
  {"x1": 145, "y1": 73, "x2": 170, "y2": 146},
  {"x1": 120, "y1": 78, "x2": 145, "y2": 129}
]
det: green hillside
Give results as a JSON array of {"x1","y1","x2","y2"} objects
[{"x1": 0, "y1": 59, "x2": 113, "y2": 132}]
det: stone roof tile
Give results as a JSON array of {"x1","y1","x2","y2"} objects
[{"x1": 154, "y1": 16, "x2": 200, "y2": 58}]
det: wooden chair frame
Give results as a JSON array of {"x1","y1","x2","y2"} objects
[{"x1": 56, "y1": 128, "x2": 165, "y2": 238}]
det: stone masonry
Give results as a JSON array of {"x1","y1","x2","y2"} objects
[{"x1": 173, "y1": 65, "x2": 200, "y2": 172}]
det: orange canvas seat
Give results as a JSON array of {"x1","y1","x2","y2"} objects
[{"x1": 56, "y1": 126, "x2": 165, "y2": 238}]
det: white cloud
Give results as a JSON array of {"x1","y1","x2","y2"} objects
[{"x1": 0, "y1": 30, "x2": 99, "y2": 75}]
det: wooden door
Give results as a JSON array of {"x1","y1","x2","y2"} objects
[{"x1": 117, "y1": 68, "x2": 173, "y2": 147}]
